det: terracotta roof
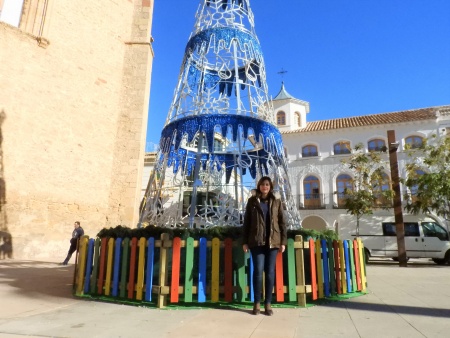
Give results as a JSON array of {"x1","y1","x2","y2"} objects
[{"x1": 281, "y1": 106, "x2": 449, "y2": 134}]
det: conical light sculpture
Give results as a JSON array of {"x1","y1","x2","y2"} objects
[{"x1": 140, "y1": 0, "x2": 301, "y2": 228}]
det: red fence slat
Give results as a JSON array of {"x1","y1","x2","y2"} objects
[
  {"x1": 333, "y1": 240, "x2": 341, "y2": 294},
  {"x1": 97, "y1": 237, "x2": 108, "y2": 295},
  {"x1": 127, "y1": 238, "x2": 137, "y2": 299}
]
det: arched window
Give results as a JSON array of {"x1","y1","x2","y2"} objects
[
  {"x1": 302, "y1": 144, "x2": 318, "y2": 157},
  {"x1": 336, "y1": 174, "x2": 353, "y2": 208},
  {"x1": 373, "y1": 172, "x2": 391, "y2": 207},
  {"x1": 276, "y1": 111, "x2": 286, "y2": 125},
  {"x1": 368, "y1": 139, "x2": 386, "y2": 152},
  {"x1": 405, "y1": 136, "x2": 424, "y2": 149},
  {"x1": 303, "y1": 176, "x2": 322, "y2": 208},
  {"x1": 334, "y1": 141, "x2": 351, "y2": 155},
  {"x1": 295, "y1": 112, "x2": 301, "y2": 127}
]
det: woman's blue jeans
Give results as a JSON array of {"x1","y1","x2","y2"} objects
[{"x1": 250, "y1": 246, "x2": 278, "y2": 304}]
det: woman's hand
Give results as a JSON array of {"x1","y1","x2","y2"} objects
[
  {"x1": 279, "y1": 245, "x2": 285, "y2": 253},
  {"x1": 243, "y1": 244, "x2": 249, "y2": 253}
]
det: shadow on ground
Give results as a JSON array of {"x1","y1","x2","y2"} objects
[
  {"x1": 322, "y1": 298, "x2": 450, "y2": 319},
  {"x1": 0, "y1": 260, "x2": 76, "y2": 300},
  {"x1": 367, "y1": 257, "x2": 447, "y2": 267}
]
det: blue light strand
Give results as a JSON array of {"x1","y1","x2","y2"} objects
[{"x1": 157, "y1": 115, "x2": 284, "y2": 181}]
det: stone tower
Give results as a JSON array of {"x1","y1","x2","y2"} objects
[{"x1": 140, "y1": 0, "x2": 301, "y2": 228}]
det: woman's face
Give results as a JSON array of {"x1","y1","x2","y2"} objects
[{"x1": 259, "y1": 180, "x2": 271, "y2": 195}]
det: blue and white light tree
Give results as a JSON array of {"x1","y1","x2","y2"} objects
[{"x1": 140, "y1": 0, "x2": 301, "y2": 228}]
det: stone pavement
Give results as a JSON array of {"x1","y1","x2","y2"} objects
[{"x1": 0, "y1": 258, "x2": 449, "y2": 338}]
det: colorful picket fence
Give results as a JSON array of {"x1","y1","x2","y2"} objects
[{"x1": 73, "y1": 234, "x2": 366, "y2": 308}]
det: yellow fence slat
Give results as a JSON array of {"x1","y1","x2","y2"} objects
[
  {"x1": 295, "y1": 235, "x2": 307, "y2": 307},
  {"x1": 104, "y1": 238, "x2": 114, "y2": 296},
  {"x1": 75, "y1": 236, "x2": 89, "y2": 295},
  {"x1": 157, "y1": 233, "x2": 169, "y2": 308},
  {"x1": 358, "y1": 239, "x2": 367, "y2": 291},
  {"x1": 315, "y1": 239, "x2": 324, "y2": 298},
  {"x1": 136, "y1": 237, "x2": 146, "y2": 300}
]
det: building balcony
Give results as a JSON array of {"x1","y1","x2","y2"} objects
[{"x1": 297, "y1": 194, "x2": 326, "y2": 210}]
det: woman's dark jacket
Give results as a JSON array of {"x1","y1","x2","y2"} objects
[{"x1": 242, "y1": 193, "x2": 287, "y2": 249}]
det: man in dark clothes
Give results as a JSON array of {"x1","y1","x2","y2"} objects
[{"x1": 61, "y1": 221, "x2": 84, "y2": 265}]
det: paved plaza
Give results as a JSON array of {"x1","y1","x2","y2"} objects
[{"x1": 0, "y1": 258, "x2": 449, "y2": 338}]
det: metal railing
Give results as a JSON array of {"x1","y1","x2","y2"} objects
[{"x1": 295, "y1": 193, "x2": 394, "y2": 210}]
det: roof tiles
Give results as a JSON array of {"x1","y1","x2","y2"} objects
[{"x1": 282, "y1": 106, "x2": 449, "y2": 134}]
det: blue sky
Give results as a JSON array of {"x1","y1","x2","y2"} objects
[{"x1": 146, "y1": 0, "x2": 450, "y2": 148}]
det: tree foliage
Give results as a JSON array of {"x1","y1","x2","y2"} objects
[
  {"x1": 341, "y1": 143, "x2": 394, "y2": 235},
  {"x1": 403, "y1": 134, "x2": 450, "y2": 221}
]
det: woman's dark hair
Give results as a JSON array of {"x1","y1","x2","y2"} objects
[{"x1": 256, "y1": 176, "x2": 274, "y2": 197}]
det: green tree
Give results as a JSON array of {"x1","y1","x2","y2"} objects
[
  {"x1": 341, "y1": 143, "x2": 394, "y2": 236},
  {"x1": 403, "y1": 134, "x2": 450, "y2": 223}
]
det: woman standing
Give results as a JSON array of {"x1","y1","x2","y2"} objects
[{"x1": 242, "y1": 176, "x2": 287, "y2": 316}]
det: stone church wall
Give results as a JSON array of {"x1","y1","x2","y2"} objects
[{"x1": 0, "y1": 0, "x2": 154, "y2": 259}]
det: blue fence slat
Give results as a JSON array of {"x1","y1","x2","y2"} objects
[
  {"x1": 344, "y1": 240, "x2": 352, "y2": 292},
  {"x1": 112, "y1": 238, "x2": 122, "y2": 297},
  {"x1": 198, "y1": 237, "x2": 207, "y2": 303},
  {"x1": 145, "y1": 237, "x2": 155, "y2": 302},
  {"x1": 83, "y1": 239, "x2": 95, "y2": 293},
  {"x1": 321, "y1": 239, "x2": 330, "y2": 297}
]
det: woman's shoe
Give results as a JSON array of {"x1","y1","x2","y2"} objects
[
  {"x1": 252, "y1": 303, "x2": 261, "y2": 315},
  {"x1": 264, "y1": 303, "x2": 273, "y2": 316}
]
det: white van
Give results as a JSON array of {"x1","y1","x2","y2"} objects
[{"x1": 337, "y1": 214, "x2": 450, "y2": 265}]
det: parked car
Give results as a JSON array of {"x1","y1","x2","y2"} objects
[{"x1": 338, "y1": 214, "x2": 450, "y2": 265}]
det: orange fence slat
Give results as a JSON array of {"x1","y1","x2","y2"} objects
[
  {"x1": 309, "y1": 239, "x2": 317, "y2": 300},
  {"x1": 275, "y1": 251, "x2": 284, "y2": 302},
  {"x1": 170, "y1": 237, "x2": 181, "y2": 303}
]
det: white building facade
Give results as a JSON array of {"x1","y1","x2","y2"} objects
[{"x1": 273, "y1": 84, "x2": 450, "y2": 231}]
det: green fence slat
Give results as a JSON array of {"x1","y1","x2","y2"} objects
[
  {"x1": 184, "y1": 237, "x2": 194, "y2": 302},
  {"x1": 234, "y1": 246, "x2": 246, "y2": 302},
  {"x1": 287, "y1": 238, "x2": 296, "y2": 302},
  {"x1": 120, "y1": 238, "x2": 130, "y2": 298},
  {"x1": 90, "y1": 238, "x2": 101, "y2": 294}
]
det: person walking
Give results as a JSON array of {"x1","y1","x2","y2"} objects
[
  {"x1": 242, "y1": 176, "x2": 287, "y2": 316},
  {"x1": 61, "y1": 221, "x2": 84, "y2": 265}
]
